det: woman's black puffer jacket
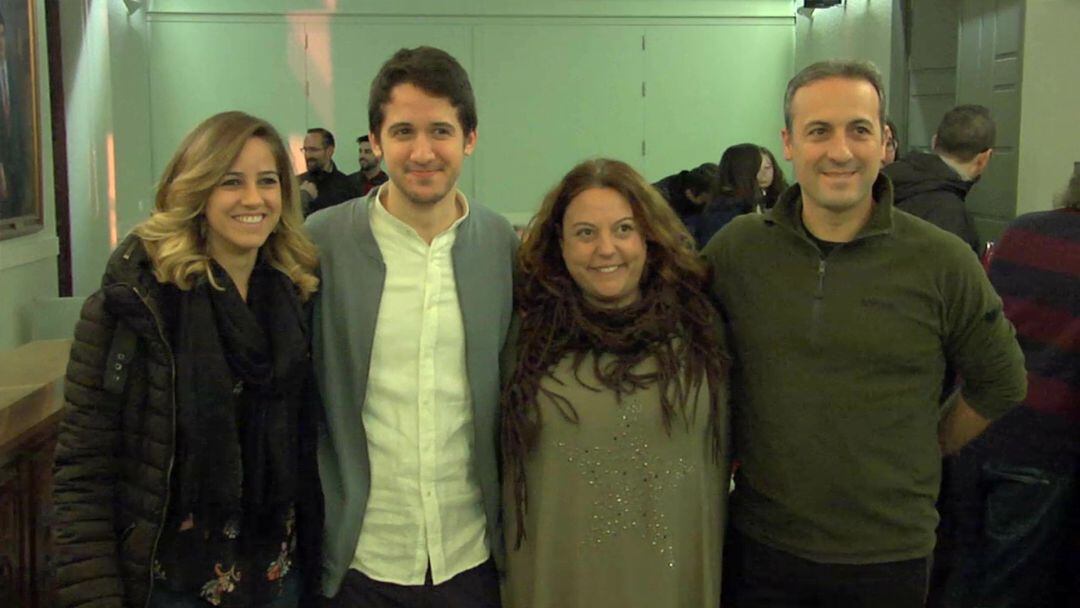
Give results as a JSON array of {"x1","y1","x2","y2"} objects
[{"x1": 51, "y1": 235, "x2": 323, "y2": 607}]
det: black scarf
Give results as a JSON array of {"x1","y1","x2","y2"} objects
[{"x1": 173, "y1": 260, "x2": 308, "y2": 539}]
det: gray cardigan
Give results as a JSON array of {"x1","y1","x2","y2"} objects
[{"x1": 306, "y1": 193, "x2": 517, "y2": 597}]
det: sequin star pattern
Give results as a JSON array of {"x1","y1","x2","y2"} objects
[{"x1": 558, "y1": 398, "x2": 695, "y2": 567}]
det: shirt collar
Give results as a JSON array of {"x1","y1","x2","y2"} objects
[
  {"x1": 369, "y1": 184, "x2": 471, "y2": 241},
  {"x1": 767, "y1": 173, "x2": 896, "y2": 241}
]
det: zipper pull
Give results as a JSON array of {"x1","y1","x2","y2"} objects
[{"x1": 816, "y1": 259, "x2": 827, "y2": 299}]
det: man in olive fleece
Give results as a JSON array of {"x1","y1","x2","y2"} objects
[{"x1": 703, "y1": 60, "x2": 1026, "y2": 607}]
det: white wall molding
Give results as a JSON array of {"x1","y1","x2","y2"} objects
[
  {"x1": 0, "y1": 235, "x2": 60, "y2": 271},
  {"x1": 144, "y1": 0, "x2": 795, "y2": 19}
]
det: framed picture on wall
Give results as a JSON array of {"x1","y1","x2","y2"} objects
[{"x1": 0, "y1": 0, "x2": 42, "y2": 240}]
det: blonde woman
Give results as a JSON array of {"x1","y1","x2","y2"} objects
[{"x1": 52, "y1": 111, "x2": 323, "y2": 608}]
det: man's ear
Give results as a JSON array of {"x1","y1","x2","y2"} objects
[
  {"x1": 464, "y1": 128, "x2": 478, "y2": 157},
  {"x1": 973, "y1": 148, "x2": 993, "y2": 175},
  {"x1": 369, "y1": 132, "x2": 382, "y2": 158},
  {"x1": 781, "y1": 128, "x2": 794, "y2": 161}
]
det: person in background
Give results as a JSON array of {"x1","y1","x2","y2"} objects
[
  {"x1": 884, "y1": 118, "x2": 900, "y2": 165},
  {"x1": 348, "y1": 134, "x2": 388, "y2": 196},
  {"x1": 502, "y1": 157, "x2": 730, "y2": 608},
  {"x1": 694, "y1": 143, "x2": 764, "y2": 248},
  {"x1": 652, "y1": 162, "x2": 717, "y2": 236},
  {"x1": 52, "y1": 111, "x2": 324, "y2": 608},
  {"x1": 758, "y1": 146, "x2": 789, "y2": 210},
  {"x1": 939, "y1": 171, "x2": 1080, "y2": 608},
  {"x1": 299, "y1": 127, "x2": 361, "y2": 217},
  {"x1": 883, "y1": 105, "x2": 995, "y2": 252}
]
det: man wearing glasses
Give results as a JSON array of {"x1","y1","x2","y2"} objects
[{"x1": 299, "y1": 127, "x2": 361, "y2": 216}]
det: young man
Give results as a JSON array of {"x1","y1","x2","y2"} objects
[
  {"x1": 307, "y1": 47, "x2": 517, "y2": 607},
  {"x1": 348, "y1": 134, "x2": 389, "y2": 196},
  {"x1": 703, "y1": 60, "x2": 1027, "y2": 607},
  {"x1": 884, "y1": 105, "x2": 996, "y2": 252}
]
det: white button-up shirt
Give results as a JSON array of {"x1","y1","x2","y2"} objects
[{"x1": 351, "y1": 189, "x2": 490, "y2": 585}]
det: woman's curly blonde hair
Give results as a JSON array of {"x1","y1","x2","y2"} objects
[{"x1": 133, "y1": 111, "x2": 319, "y2": 299}]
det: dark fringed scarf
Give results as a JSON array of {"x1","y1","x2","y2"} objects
[
  {"x1": 502, "y1": 277, "x2": 726, "y2": 548},
  {"x1": 172, "y1": 260, "x2": 308, "y2": 540}
]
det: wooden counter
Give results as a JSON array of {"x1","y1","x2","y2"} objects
[{"x1": 0, "y1": 339, "x2": 70, "y2": 608}]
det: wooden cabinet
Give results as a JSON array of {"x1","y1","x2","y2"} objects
[
  {"x1": 0, "y1": 340, "x2": 70, "y2": 608},
  {"x1": 0, "y1": 419, "x2": 58, "y2": 608}
]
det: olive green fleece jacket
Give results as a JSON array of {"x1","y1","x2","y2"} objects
[{"x1": 702, "y1": 175, "x2": 1026, "y2": 564}]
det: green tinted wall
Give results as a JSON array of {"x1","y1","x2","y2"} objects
[
  {"x1": 145, "y1": 2, "x2": 794, "y2": 224},
  {"x1": 56, "y1": 1, "x2": 794, "y2": 298}
]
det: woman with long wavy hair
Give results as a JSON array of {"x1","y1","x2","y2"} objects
[
  {"x1": 501, "y1": 158, "x2": 730, "y2": 607},
  {"x1": 52, "y1": 111, "x2": 323, "y2": 608}
]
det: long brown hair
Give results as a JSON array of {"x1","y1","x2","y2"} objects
[{"x1": 503, "y1": 158, "x2": 729, "y2": 548}]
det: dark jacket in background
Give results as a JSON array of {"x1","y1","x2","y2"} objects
[
  {"x1": 51, "y1": 236, "x2": 324, "y2": 608},
  {"x1": 883, "y1": 151, "x2": 979, "y2": 252},
  {"x1": 653, "y1": 172, "x2": 703, "y2": 223},
  {"x1": 654, "y1": 164, "x2": 718, "y2": 241},
  {"x1": 299, "y1": 163, "x2": 361, "y2": 216},
  {"x1": 348, "y1": 169, "x2": 389, "y2": 197},
  {"x1": 692, "y1": 193, "x2": 755, "y2": 249}
]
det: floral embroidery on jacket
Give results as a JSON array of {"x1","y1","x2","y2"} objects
[
  {"x1": 266, "y1": 544, "x2": 292, "y2": 582},
  {"x1": 223, "y1": 518, "x2": 241, "y2": 540},
  {"x1": 152, "y1": 559, "x2": 167, "y2": 581},
  {"x1": 200, "y1": 563, "x2": 242, "y2": 606},
  {"x1": 267, "y1": 506, "x2": 297, "y2": 583}
]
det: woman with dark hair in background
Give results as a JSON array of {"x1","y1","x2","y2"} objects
[
  {"x1": 884, "y1": 118, "x2": 900, "y2": 165},
  {"x1": 693, "y1": 143, "x2": 763, "y2": 248},
  {"x1": 651, "y1": 162, "x2": 717, "y2": 235},
  {"x1": 758, "y1": 146, "x2": 789, "y2": 210},
  {"x1": 52, "y1": 111, "x2": 324, "y2": 608},
  {"x1": 501, "y1": 158, "x2": 730, "y2": 608}
]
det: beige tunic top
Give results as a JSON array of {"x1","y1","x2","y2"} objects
[{"x1": 503, "y1": 353, "x2": 729, "y2": 608}]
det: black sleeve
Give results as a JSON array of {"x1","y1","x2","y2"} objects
[
  {"x1": 51, "y1": 291, "x2": 126, "y2": 608},
  {"x1": 922, "y1": 198, "x2": 980, "y2": 253}
]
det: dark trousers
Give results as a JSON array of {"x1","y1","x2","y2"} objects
[
  {"x1": 936, "y1": 450, "x2": 1079, "y2": 608},
  {"x1": 324, "y1": 560, "x2": 501, "y2": 608},
  {"x1": 148, "y1": 569, "x2": 301, "y2": 608},
  {"x1": 721, "y1": 529, "x2": 930, "y2": 608}
]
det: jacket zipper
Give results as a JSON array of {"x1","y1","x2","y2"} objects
[
  {"x1": 128, "y1": 283, "x2": 177, "y2": 608},
  {"x1": 810, "y1": 257, "x2": 827, "y2": 342}
]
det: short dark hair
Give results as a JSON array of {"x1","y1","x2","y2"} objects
[
  {"x1": 356, "y1": 134, "x2": 371, "y2": 145},
  {"x1": 783, "y1": 59, "x2": 887, "y2": 132},
  {"x1": 934, "y1": 105, "x2": 995, "y2": 162},
  {"x1": 368, "y1": 46, "x2": 478, "y2": 141},
  {"x1": 306, "y1": 128, "x2": 334, "y2": 148}
]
